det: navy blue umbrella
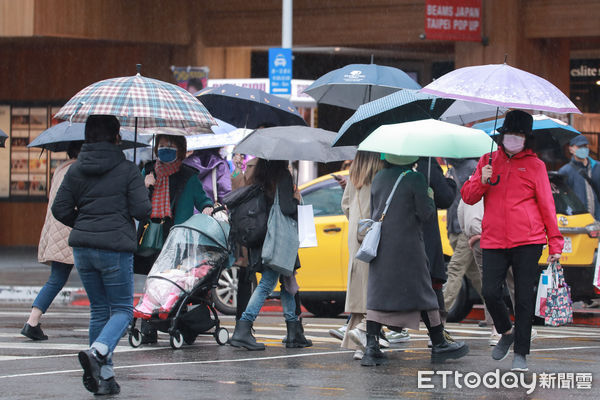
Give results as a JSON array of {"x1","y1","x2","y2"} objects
[
  {"x1": 303, "y1": 63, "x2": 421, "y2": 110},
  {"x1": 27, "y1": 122, "x2": 149, "y2": 152},
  {"x1": 195, "y1": 84, "x2": 307, "y2": 129},
  {"x1": 334, "y1": 90, "x2": 454, "y2": 146},
  {"x1": 0, "y1": 129, "x2": 7, "y2": 148}
]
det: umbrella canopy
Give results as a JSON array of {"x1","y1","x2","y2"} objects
[
  {"x1": 234, "y1": 126, "x2": 356, "y2": 162},
  {"x1": 335, "y1": 89, "x2": 472, "y2": 147},
  {"x1": 195, "y1": 84, "x2": 306, "y2": 129},
  {"x1": 0, "y1": 129, "x2": 7, "y2": 148},
  {"x1": 211, "y1": 118, "x2": 237, "y2": 134},
  {"x1": 27, "y1": 122, "x2": 150, "y2": 152},
  {"x1": 358, "y1": 119, "x2": 495, "y2": 159},
  {"x1": 420, "y1": 63, "x2": 581, "y2": 114},
  {"x1": 187, "y1": 128, "x2": 251, "y2": 151},
  {"x1": 55, "y1": 72, "x2": 216, "y2": 131},
  {"x1": 473, "y1": 114, "x2": 580, "y2": 146},
  {"x1": 303, "y1": 63, "x2": 421, "y2": 109},
  {"x1": 334, "y1": 89, "x2": 502, "y2": 146}
]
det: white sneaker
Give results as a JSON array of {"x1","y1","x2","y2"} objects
[
  {"x1": 348, "y1": 328, "x2": 367, "y2": 351},
  {"x1": 489, "y1": 331, "x2": 501, "y2": 346},
  {"x1": 385, "y1": 328, "x2": 410, "y2": 343},
  {"x1": 328, "y1": 325, "x2": 346, "y2": 341},
  {"x1": 379, "y1": 335, "x2": 390, "y2": 348},
  {"x1": 530, "y1": 328, "x2": 538, "y2": 342},
  {"x1": 353, "y1": 349, "x2": 364, "y2": 360}
]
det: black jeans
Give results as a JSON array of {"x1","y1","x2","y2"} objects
[{"x1": 482, "y1": 244, "x2": 543, "y2": 355}]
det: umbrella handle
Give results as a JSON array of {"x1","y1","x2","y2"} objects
[{"x1": 487, "y1": 175, "x2": 500, "y2": 185}]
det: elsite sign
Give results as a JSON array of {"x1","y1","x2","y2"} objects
[{"x1": 424, "y1": 0, "x2": 482, "y2": 42}]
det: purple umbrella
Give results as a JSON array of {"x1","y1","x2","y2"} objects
[{"x1": 420, "y1": 63, "x2": 580, "y2": 114}]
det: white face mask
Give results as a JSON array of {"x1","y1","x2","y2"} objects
[{"x1": 503, "y1": 134, "x2": 525, "y2": 154}]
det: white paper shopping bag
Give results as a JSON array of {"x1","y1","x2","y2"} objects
[
  {"x1": 535, "y1": 266, "x2": 552, "y2": 318},
  {"x1": 297, "y1": 204, "x2": 318, "y2": 248},
  {"x1": 594, "y1": 248, "x2": 600, "y2": 290}
]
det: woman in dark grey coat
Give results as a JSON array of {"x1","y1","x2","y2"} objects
[{"x1": 361, "y1": 153, "x2": 468, "y2": 366}]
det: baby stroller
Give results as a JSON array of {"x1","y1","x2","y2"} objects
[{"x1": 128, "y1": 213, "x2": 231, "y2": 349}]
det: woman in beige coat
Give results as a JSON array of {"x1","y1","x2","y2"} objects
[
  {"x1": 20, "y1": 142, "x2": 82, "y2": 341},
  {"x1": 340, "y1": 151, "x2": 385, "y2": 359}
]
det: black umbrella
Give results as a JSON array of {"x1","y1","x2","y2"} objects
[{"x1": 195, "y1": 84, "x2": 307, "y2": 128}]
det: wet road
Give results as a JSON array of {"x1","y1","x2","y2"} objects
[{"x1": 1, "y1": 305, "x2": 599, "y2": 399}]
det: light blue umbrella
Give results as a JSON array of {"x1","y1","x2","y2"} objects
[
  {"x1": 473, "y1": 114, "x2": 580, "y2": 146},
  {"x1": 0, "y1": 129, "x2": 7, "y2": 148},
  {"x1": 303, "y1": 64, "x2": 421, "y2": 110},
  {"x1": 28, "y1": 122, "x2": 149, "y2": 152}
]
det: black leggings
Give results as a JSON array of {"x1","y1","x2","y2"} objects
[{"x1": 482, "y1": 244, "x2": 543, "y2": 355}]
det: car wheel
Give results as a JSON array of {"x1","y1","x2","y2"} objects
[
  {"x1": 301, "y1": 298, "x2": 345, "y2": 317},
  {"x1": 212, "y1": 266, "x2": 240, "y2": 315},
  {"x1": 446, "y1": 278, "x2": 474, "y2": 323}
]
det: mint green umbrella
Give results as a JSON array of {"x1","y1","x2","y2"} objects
[{"x1": 357, "y1": 119, "x2": 496, "y2": 159}]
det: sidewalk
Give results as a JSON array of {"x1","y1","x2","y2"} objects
[{"x1": 2, "y1": 246, "x2": 599, "y2": 324}]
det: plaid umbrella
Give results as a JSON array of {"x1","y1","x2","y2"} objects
[
  {"x1": 55, "y1": 69, "x2": 216, "y2": 162},
  {"x1": 55, "y1": 73, "x2": 215, "y2": 130}
]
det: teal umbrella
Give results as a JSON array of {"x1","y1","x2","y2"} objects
[{"x1": 358, "y1": 119, "x2": 495, "y2": 159}]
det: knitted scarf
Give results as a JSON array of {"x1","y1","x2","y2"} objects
[{"x1": 151, "y1": 160, "x2": 182, "y2": 219}]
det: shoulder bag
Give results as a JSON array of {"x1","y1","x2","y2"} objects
[
  {"x1": 211, "y1": 167, "x2": 229, "y2": 222},
  {"x1": 355, "y1": 171, "x2": 407, "y2": 263},
  {"x1": 261, "y1": 185, "x2": 299, "y2": 276}
]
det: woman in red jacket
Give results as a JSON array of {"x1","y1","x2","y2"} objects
[{"x1": 461, "y1": 110, "x2": 563, "y2": 372}]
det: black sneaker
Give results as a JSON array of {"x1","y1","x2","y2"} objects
[
  {"x1": 95, "y1": 377, "x2": 120, "y2": 396},
  {"x1": 21, "y1": 323, "x2": 48, "y2": 341},
  {"x1": 492, "y1": 332, "x2": 514, "y2": 361},
  {"x1": 78, "y1": 348, "x2": 106, "y2": 393}
]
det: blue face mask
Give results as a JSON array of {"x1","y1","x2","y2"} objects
[
  {"x1": 575, "y1": 147, "x2": 589, "y2": 160},
  {"x1": 157, "y1": 147, "x2": 178, "y2": 163}
]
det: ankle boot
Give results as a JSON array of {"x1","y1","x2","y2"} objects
[
  {"x1": 360, "y1": 334, "x2": 387, "y2": 366},
  {"x1": 430, "y1": 324, "x2": 469, "y2": 363},
  {"x1": 229, "y1": 320, "x2": 265, "y2": 351},
  {"x1": 285, "y1": 320, "x2": 313, "y2": 348}
]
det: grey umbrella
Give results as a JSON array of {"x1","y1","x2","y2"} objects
[
  {"x1": 27, "y1": 121, "x2": 149, "y2": 152},
  {"x1": 0, "y1": 129, "x2": 7, "y2": 148},
  {"x1": 233, "y1": 126, "x2": 356, "y2": 162}
]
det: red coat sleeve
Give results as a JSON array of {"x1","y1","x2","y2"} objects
[
  {"x1": 534, "y1": 163, "x2": 564, "y2": 255},
  {"x1": 461, "y1": 154, "x2": 489, "y2": 205}
]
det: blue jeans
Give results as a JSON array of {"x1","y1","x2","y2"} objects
[
  {"x1": 240, "y1": 267, "x2": 297, "y2": 322},
  {"x1": 32, "y1": 261, "x2": 73, "y2": 313},
  {"x1": 73, "y1": 247, "x2": 133, "y2": 379}
]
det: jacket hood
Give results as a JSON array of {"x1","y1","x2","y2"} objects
[
  {"x1": 183, "y1": 151, "x2": 227, "y2": 179},
  {"x1": 78, "y1": 142, "x2": 125, "y2": 176}
]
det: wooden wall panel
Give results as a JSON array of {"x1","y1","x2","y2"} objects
[
  {"x1": 0, "y1": 0, "x2": 34, "y2": 36},
  {"x1": 201, "y1": 0, "x2": 427, "y2": 47},
  {"x1": 0, "y1": 40, "x2": 178, "y2": 102},
  {"x1": 0, "y1": 202, "x2": 46, "y2": 246},
  {"x1": 524, "y1": 0, "x2": 600, "y2": 38},
  {"x1": 32, "y1": 0, "x2": 191, "y2": 45}
]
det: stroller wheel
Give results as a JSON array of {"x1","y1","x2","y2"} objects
[
  {"x1": 129, "y1": 328, "x2": 142, "y2": 348},
  {"x1": 170, "y1": 331, "x2": 184, "y2": 349},
  {"x1": 215, "y1": 327, "x2": 229, "y2": 345}
]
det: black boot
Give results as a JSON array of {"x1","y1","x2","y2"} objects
[
  {"x1": 285, "y1": 320, "x2": 313, "y2": 348},
  {"x1": 229, "y1": 320, "x2": 265, "y2": 350},
  {"x1": 361, "y1": 320, "x2": 387, "y2": 366},
  {"x1": 429, "y1": 324, "x2": 469, "y2": 363}
]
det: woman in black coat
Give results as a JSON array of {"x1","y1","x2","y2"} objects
[
  {"x1": 229, "y1": 159, "x2": 312, "y2": 350},
  {"x1": 361, "y1": 154, "x2": 468, "y2": 366}
]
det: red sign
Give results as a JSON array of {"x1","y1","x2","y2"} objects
[{"x1": 425, "y1": 0, "x2": 482, "y2": 42}]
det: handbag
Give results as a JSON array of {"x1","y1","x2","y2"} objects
[
  {"x1": 137, "y1": 220, "x2": 165, "y2": 257},
  {"x1": 211, "y1": 168, "x2": 229, "y2": 222},
  {"x1": 261, "y1": 185, "x2": 299, "y2": 277},
  {"x1": 534, "y1": 265, "x2": 552, "y2": 318},
  {"x1": 355, "y1": 171, "x2": 407, "y2": 263},
  {"x1": 544, "y1": 262, "x2": 573, "y2": 327}
]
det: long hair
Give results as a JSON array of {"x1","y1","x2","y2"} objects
[
  {"x1": 349, "y1": 151, "x2": 385, "y2": 189},
  {"x1": 248, "y1": 158, "x2": 290, "y2": 196}
]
